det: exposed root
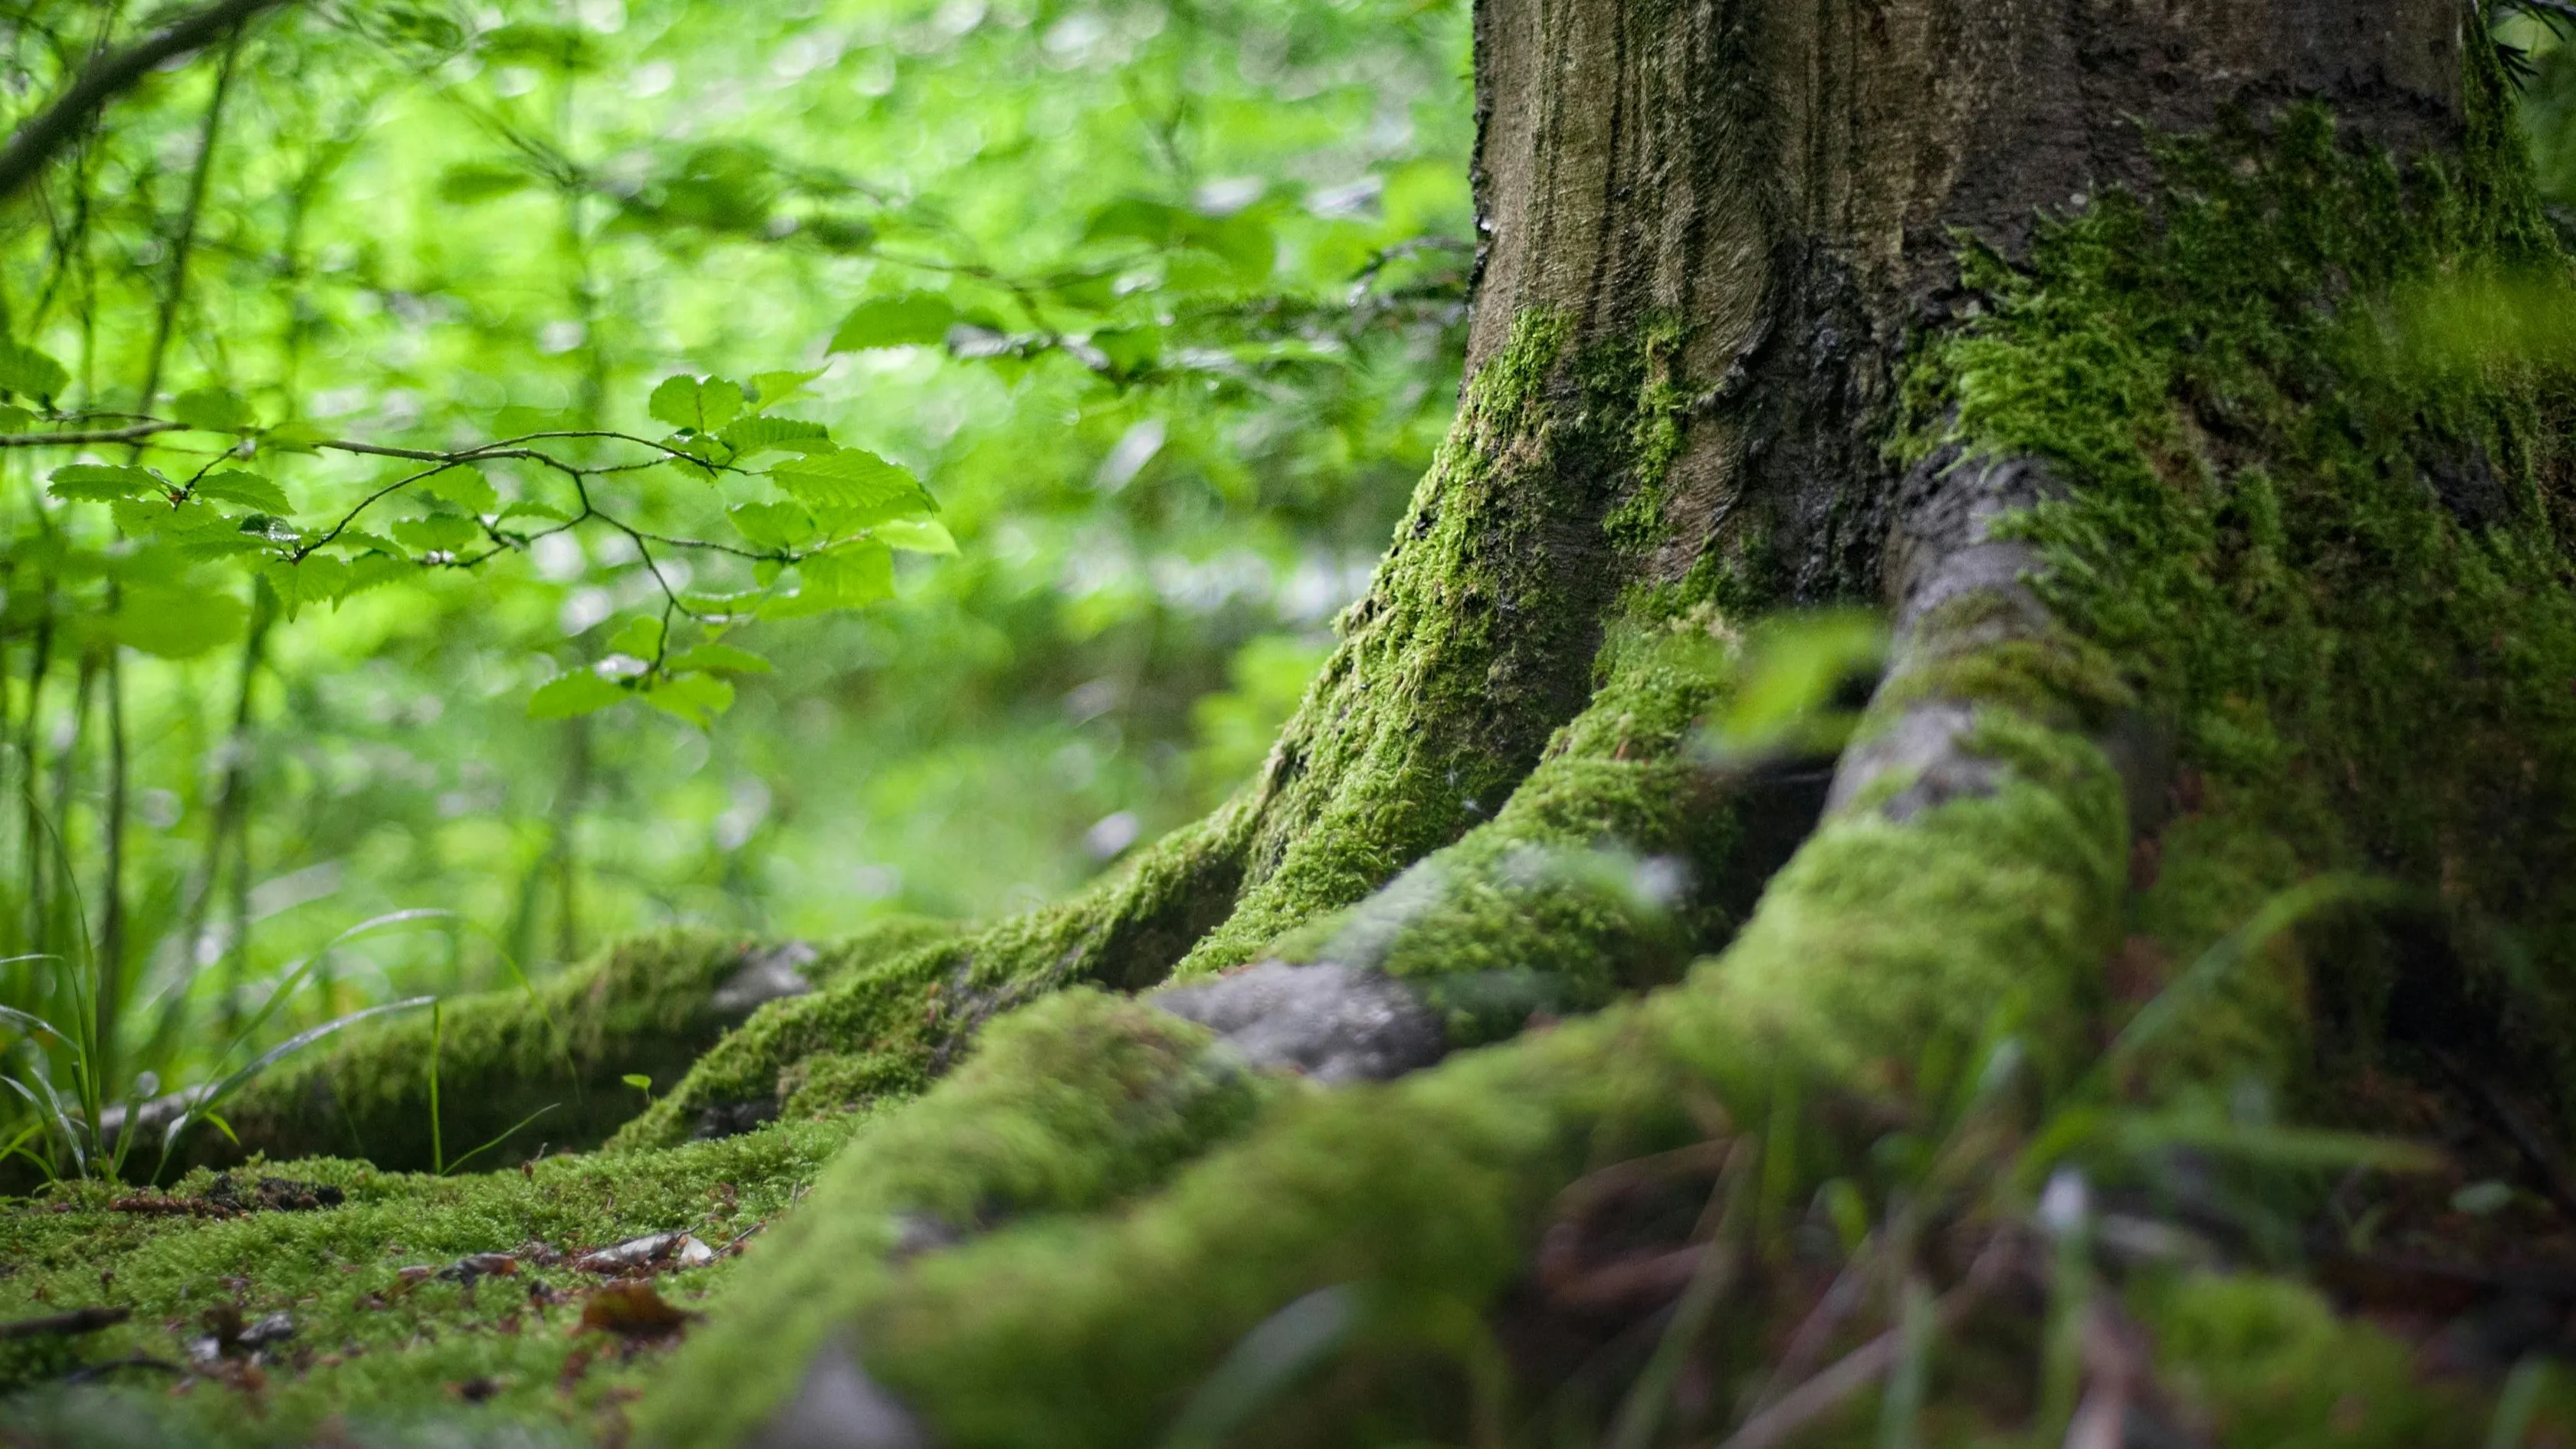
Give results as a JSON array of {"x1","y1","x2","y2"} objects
[{"x1": 611, "y1": 804, "x2": 1255, "y2": 1150}]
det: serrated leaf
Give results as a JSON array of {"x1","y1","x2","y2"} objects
[
  {"x1": 419, "y1": 465, "x2": 497, "y2": 515},
  {"x1": 103, "y1": 585, "x2": 248, "y2": 659},
  {"x1": 642, "y1": 671, "x2": 734, "y2": 726},
  {"x1": 873, "y1": 517, "x2": 958, "y2": 556},
  {"x1": 176, "y1": 533, "x2": 271, "y2": 561},
  {"x1": 0, "y1": 339, "x2": 67, "y2": 400},
  {"x1": 749, "y1": 369, "x2": 825, "y2": 411},
  {"x1": 172, "y1": 387, "x2": 254, "y2": 433},
  {"x1": 314, "y1": 529, "x2": 399, "y2": 556},
  {"x1": 235, "y1": 513, "x2": 301, "y2": 545},
  {"x1": 605, "y1": 615, "x2": 664, "y2": 657},
  {"x1": 766, "y1": 449, "x2": 931, "y2": 518},
  {"x1": 829, "y1": 293, "x2": 959, "y2": 352},
  {"x1": 779, "y1": 541, "x2": 893, "y2": 615},
  {"x1": 340, "y1": 555, "x2": 414, "y2": 600},
  {"x1": 727, "y1": 501, "x2": 816, "y2": 551},
  {"x1": 0, "y1": 403, "x2": 34, "y2": 433},
  {"x1": 49, "y1": 464, "x2": 166, "y2": 503},
  {"x1": 393, "y1": 515, "x2": 481, "y2": 552},
  {"x1": 717, "y1": 416, "x2": 834, "y2": 458},
  {"x1": 665, "y1": 643, "x2": 771, "y2": 674},
  {"x1": 648, "y1": 375, "x2": 744, "y2": 433},
  {"x1": 262, "y1": 555, "x2": 352, "y2": 619},
  {"x1": 192, "y1": 470, "x2": 290, "y2": 513},
  {"x1": 529, "y1": 668, "x2": 629, "y2": 720},
  {"x1": 496, "y1": 500, "x2": 573, "y2": 525}
]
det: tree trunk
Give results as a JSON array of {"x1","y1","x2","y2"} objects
[{"x1": 79, "y1": 0, "x2": 2576, "y2": 1441}]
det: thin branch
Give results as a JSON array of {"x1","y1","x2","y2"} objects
[
  {"x1": 0, "y1": 421, "x2": 179, "y2": 447},
  {"x1": 0, "y1": 0, "x2": 298, "y2": 208}
]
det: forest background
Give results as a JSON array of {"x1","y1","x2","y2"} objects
[{"x1": 0, "y1": 0, "x2": 1478, "y2": 1147}]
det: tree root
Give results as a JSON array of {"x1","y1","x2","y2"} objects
[
  {"x1": 610, "y1": 805, "x2": 1255, "y2": 1151},
  {"x1": 641, "y1": 493, "x2": 2139, "y2": 1444},
  {"x1": 90, "y1": 920, "x2": 953, "y2": 1182}
]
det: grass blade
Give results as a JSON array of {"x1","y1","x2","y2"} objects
[
  {"x1": 160, "y1": 995, "x2": 434, "y2": 1165},
  {"x1": 440, "y1": 1101, "x2": 558, "y2": 1177}
]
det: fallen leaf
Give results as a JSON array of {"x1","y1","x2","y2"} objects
[
  {"x1": 576, "y1": 1281, "x2": 694, "y2": 1341},
  {"x1": 437, "y1": 1252, "x2": 520, "y2": 1284}
]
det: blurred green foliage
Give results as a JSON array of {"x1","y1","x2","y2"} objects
[{"x1": 0, "y1": 0, "x2": 1471, "y2": 1154}]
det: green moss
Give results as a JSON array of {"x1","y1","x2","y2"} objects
[
  {"x1": 1175, "y1": 307, "x2": 1726, "y2": 975},
  {"x1": 1911, "y1": 91, "x2": 2576, "y2": 1113},
  {"x1": 1259, "y1": 618, "x2": 1752, "y2": 1044},
  {"x1": 611, "y1": 805, "x2": 1252, "y2": 1150},
  {"x1": 2130, "y1": 1270, "x2": 2491, "y2": 1446},
  {"x1": 173, "y1": 917, "x2": 964, "y2": 1178},
  {"x1": 0, "y1": 1116, "x2": 855, "y2": 1445},
  {"x1": 633, "y1": 989, "x2": 1271, "y2": 1448}
]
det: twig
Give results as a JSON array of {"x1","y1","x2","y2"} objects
[
  {"x1": 0, "y1": 421, "x2": 181, "y2": 447},
  {"x1": 0, "y1": 0, "x2": 298, "y2": 206},
  {"x1": 0, "y1": 1304, "x2": 129, "y2": 1339}
]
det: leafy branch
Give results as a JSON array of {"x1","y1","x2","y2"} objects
[{"x1": 11, "y1": 365, "x2": 954, "y2": 728}]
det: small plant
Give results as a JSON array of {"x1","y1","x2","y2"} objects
[{"x1": 0, "y1": 910, "x2": 448, "y2": 1182}]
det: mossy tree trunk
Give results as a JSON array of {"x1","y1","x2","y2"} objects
[{"x1": 77, "y1": 0, "x2": 2576, "y2": 1442}]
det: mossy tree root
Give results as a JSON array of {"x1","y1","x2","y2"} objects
[
  {"x1": 641, "y1": 534, "x2": 2140, "y2": 1445},
  {"x1": 111, "y1": 920, "x2": 959, "y2": 1182},
  {"x1": 610, "y1": 805, "x2": 1256, "y2": 1151}
]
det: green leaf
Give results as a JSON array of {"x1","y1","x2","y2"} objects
[
  {"x1": 259, "y1": 420, "x2": 331, "y2": 453},
  {"x1": 262, "y1": 555, "x2": 353, "y2": 619},
  {"x1": 717, "y1": 415, "x2": 835, "y2": 458},
  {"x1": 477, "y1": 21, "x2": 603, "y2": 70},
  {"x1": 767, "y1": 449, "x2": 933, "y2": 520},
  {"x1": 605, "y1": 615, "x2": 664, "y2": 657},
  {"x1": 1090, "y1": 326, "x2": 1162, "y2": 375},
  {"x1": 750, "y1": 369, "x2": 826, "y2": 411},
  {"x1": 874, "y1": 517, "x2": 958, "y2": 555},
  {"x1": 1083, "y1": 196, "x2": 1184, "y2": 247},
  {"x1": 666, "y1": 643, "x2": 772, "y2": 674},
  {"x1": 49, "y1": 464, "x2": 166, "y2": 503},
  {"x1": 392, "y1": 515, "x2": 481, "y2": 552},
  {"x1": 172, "y1": 387, "x2": 254, "y2": 433},
  {"x1": 191, "y1": 470, "x2": 291, "y2": 513},
  {"x1": 496, "y1": 499, "x2": 573, "y2": 525},
  {"x1": 829, "y1": 293, "x2": 959, "y2": 352},
  {"x1": 0, "y1": 339, "x2": 67, "y2": 400},
  {"x1": 727, "y1": 501, "x2": 817, "y2": 550},
  {"x1": 437, "y1": 161, "x2": 534, "y2": 205},
  {"x1": 642, "y1": 671, "x2": 734, "y2": 726},
  {"x1": 0, "y1": 403, "x2": 35, "y2": 434},
  {"x1": 420, "y1": 465, "x2": 497, "y2": 515},
  {"x1": 313, "y1": 529, "x2": 399, "y2": 556},
  {"x1": 622, "y1": 1074, "x2": 652, "y2": 1092},
  {"x1": 790, "y1": 541, "x2": 894, "y2": 612},
  {"x1": 648, "y1": 374, "x2": 745, "y2": 433},
  {"x1": 1196, "y1": 211, "x2": 1277, "y2": 284},
  {"x1": 528, "y1": 668, "x2": 629, "y2": 720},
  {"x1": 102, "y1": 585, "x2": 249, "y2": 659},
  {"x1": 340, "y1": 554, "x2": 415, "y2": 600}
]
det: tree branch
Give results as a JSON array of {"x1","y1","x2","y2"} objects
[{"x1": 0, "y1": 0, "x2": 297, "y2": 208}]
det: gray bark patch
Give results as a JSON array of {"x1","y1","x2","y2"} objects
[{"x1": 1150, "y1": 959, "x2": 1446, "y2": 1084}]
